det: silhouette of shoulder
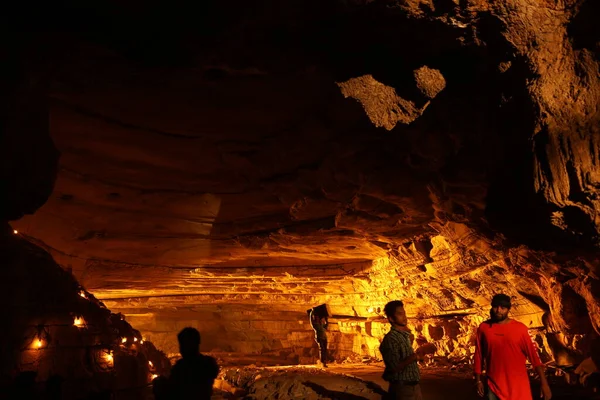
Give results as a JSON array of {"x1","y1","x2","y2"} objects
[{"x1": 172, "y1": 354, "x2": 219, "y2": 381}]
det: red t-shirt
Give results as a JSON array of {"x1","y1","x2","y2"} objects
[{"x1": 474, "y1": 319, "x2": 543, "y2": 400}]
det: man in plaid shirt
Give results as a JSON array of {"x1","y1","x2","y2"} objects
[{"x1": 380, "y1": 300, "x2": 425, "y2": 400}]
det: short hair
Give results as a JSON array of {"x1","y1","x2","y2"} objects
[
  {"x1": 383, "y1": 300, "x2": 404, "y2": 318},
  {"x1": 177, "y1": 327, "x2": 201, "y2": 346},
  {"x1": 491, "y1": 294, "x2": 512, "y2": 309}
]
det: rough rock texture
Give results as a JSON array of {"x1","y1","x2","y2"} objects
[
  {"x1": 0, "y1": 225, "x2": 170, "y2": 397},
  {"x1": 5, "y1": 0, "x2": 600, "y2": 369},
  {"x1": 337, "y1": 73, "x2": 436, "y2": 129},
  {"x1": 220, "y1": 366, "x2": 386, "y2": 400}
]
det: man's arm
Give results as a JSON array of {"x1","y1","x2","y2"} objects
[
  {"x1": 473, "y1": 327, "x2": 485, "y2": 397},
  {"x1": 209, "y1": 356, "x2": 220, "y2": 380},
  {"x1": 169, "y1": 361, "x2": 181, "y2": 384},
  {"x1": 473, "y1": 326, "x2": 483, "y2": 376},
  {"x1": 521, "y1": 328, "x2": 551, "y2": 399},
  {"x1": 534, "y1": 365, "x2": 551, "y2": 387}
]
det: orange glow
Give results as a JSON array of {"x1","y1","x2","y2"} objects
[
  {"x1": 103, "y1": 351, "x2": 114, "y2": 366},
  {"x1": 133, "y1": 337, "x2": 138, "y2": 342},
  {"x1": 35, "y1": 339, "x2": 43, "y2": 348},
  {"x1": 121, "y1": 337, "x2": 127, "y2": 344},
  {"x1": 151, "y1": 374, "x2": 158, "y2": 380},
  {"x1": 78, "y1": 291, "x2": 86, "y2": 299},
  {"x1": 13, "y1": 229, "x2": 18, "y2": 234},
  {"x1": 148, "y1": 361, "x2": 153, "y2": 367},
  {"x1": 140, "y1": 340, "x2": 144, "y2": 344},
  {"x1": 73, "y1": 316, "x2": 85, "y2": 327}
]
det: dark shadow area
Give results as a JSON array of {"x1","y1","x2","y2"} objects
[
  {"x1": 517, "y1": 291, "x2": 551, "y2": 311},
  {"x1": 561, "y1": 286, "x2": 595, "y2": 335},
  {"x1": 567, "y1": 0, "x2": 600, "y2": 56},
  {"x1": 302, "y1": 381, "x2": 378, "y2": 400}
]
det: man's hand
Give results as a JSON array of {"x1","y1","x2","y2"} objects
[
  {"x1": 540, "y1": 382, "x2": 552, "y2": 399},
  {"x1": 476, "y1": 381, "x2": 485, "y2": 397},
  {"x1": 414, "y1": 346, "x2": 431, "y2": 362}
]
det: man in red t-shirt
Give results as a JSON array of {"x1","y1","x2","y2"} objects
[{"x1": 474, "y1": 294, "x2": 552, "y2": 400}]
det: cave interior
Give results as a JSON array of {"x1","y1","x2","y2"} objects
[{"x1": 2, "y1": 0, "x2": 600, "y2": 398}]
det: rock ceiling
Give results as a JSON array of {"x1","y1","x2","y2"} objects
[{"x1": 5, "y1": 0, "x2": 600, "y2": 347}]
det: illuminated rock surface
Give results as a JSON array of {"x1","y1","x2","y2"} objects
[{"x1": 3, "y1": 0, "x2": 600, "y2": 392}]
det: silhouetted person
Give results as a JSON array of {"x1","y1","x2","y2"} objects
[
  {"x1": 170, "y1": 327, "x2": 219, "y2": 400},
  {"x1": 309, "y1": 308, "x2": 329, "y2": 367}
]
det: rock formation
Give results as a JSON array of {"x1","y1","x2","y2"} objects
[
  {"x1": 3, "y1": 0, "x2": 600, "y2": 379},
  {"x1": 0, "y1": 225, "x2": 170, "y2": 398}
]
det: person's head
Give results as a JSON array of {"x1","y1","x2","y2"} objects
[
  {"x1": 490, "y1": 294, "x2": 511, "y2": 322},
  {"x1": 384, "y1": 300, "x2": 407, "y2": 327},
  {"x1": 177, "y1": 327, "x2": 201, "y2": 357}
]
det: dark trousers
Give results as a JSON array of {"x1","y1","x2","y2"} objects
[
  {"x1": 487, "y1": 389, "x2": 499, "y2": 400},
  {"x1": 316, "y1": 337, "x2": 328, "y2": 364},
  {"x1": 384, "y1": 381, "x2": 422, "y2": 400}
]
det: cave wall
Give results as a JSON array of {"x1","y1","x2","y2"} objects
[
  {"x1": 103, "y1": 225, "x2": 585, "y2": 366},
  {"x1": 0, "y1": 31, "x2": 170, "y2": 399},
  {"x1": 0, "y1": 227, "x2": 170, "y2": 398},
  {"x1": 4, "y1": 0, "x2": 600, "y2": 371}
]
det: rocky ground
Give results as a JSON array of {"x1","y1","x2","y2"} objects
[{"x1": 210, "y1": 363, "x2": 600, "y2": 400}]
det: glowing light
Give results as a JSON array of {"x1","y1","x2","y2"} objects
[
  {"x1": 103, "y1": 351, "x2": 114, "y2": 365},
  {"x1": 35, "y1": 339, "x2": 43, "y2": 348},
  {"x1": 13, "y1": 230, "x2": 18, "y2": 234},
  {"x1": 148, "y1": 361, "x2": 153, "y2": 367},
  {"x1": 367, "y1": 307, "x2": 374, "y2": 313},
  {"x1": 140, "y1": 340, "x2": 144, "y2": 344},
  {"x1": 78, "y1": 291, "x2": 86, "y2": 299},
  {"x1": 151, "y1": 374, "x2": 158, "y2": 380},
  {"x1": 133, "y1": 337, "x2": 138, "y2": 342},
  {"x1": 73, "y1": 316, "x2": 85, "y2": 327},
  {"x1": 121, "y1": 337, "x2": 127, "y2": 344}
]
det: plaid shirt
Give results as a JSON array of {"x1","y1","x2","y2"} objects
[{"x1": 379, "y1": 326, "x2": 420, "y2": 382}]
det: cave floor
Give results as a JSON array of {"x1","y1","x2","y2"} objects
[
  {"x1": 328, "y1": 364, "x2": 598, "y2": 400},
  {"x1": 215, "y1": 363, "x2": 599, "y2": 400}
]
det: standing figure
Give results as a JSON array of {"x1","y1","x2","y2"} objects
[
  {"x1": 474, "y1": 294, "x2": 552, "y2": 400},
  {"x1": 380, "y1": 300, "x2": 424, "y2": 400},
  {"x1": 170, "y1": 327, "x2": 219, "y2": 399},
  {"x1": 310, "y1": 308, "x2": 329, "y2": 367}
]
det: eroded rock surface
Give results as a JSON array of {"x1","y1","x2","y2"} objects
[
  {"x1": 0, "y1": 225, "x2": 170, "y2": 397},
  {"x1": 4, "y1": 0, "x2": 600, "y2": 368}
]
